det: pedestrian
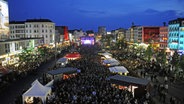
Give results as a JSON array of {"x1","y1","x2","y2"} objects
[
  {"x1": 141, "y1": 71, "x2": 143, "y2": 77},
  {"x1": 143, "y1": 72, "x2": 146, "y2": 78},
  {"x1": 151, "y1": 75, "x2": 153, "y2": 81},
  {"x1": 170, "y1": 97, "x2": 173, "y2": 104},
  {"x1": 164, "y1": 76, "x2": 168, "y2": 83},
  {"x1": 154, "y1": 74, "x2": 157, "y2": 82},
  {"x1": 163, "y1": 91, "x2": 166, "y2": 103},
  {"x1": 164, "y1": 84, "x2": 168, "y2": 93}
]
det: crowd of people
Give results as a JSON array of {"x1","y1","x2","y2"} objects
[
  {"x1": 46, "y1": 45, "x2": 152, "y2": 104},
  {"x1": 12, "y1": 44, "x2": 184, "y2": 104}
]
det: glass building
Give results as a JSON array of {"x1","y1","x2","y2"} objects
[{"x1": 168, "y1": 18, "x2": 184, "y2": 50}]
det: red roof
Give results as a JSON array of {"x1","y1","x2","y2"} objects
[{"x1": 64, "y1": 53, "x2": 81, "y2": 59}]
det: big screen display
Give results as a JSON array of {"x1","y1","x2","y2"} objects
[{"x1": 81, "y1": 36, "x2": 95, "y2": 45}]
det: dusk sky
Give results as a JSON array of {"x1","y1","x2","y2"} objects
[{"x1": 8, "y1": 0, "x2": 184, "y2": 31}]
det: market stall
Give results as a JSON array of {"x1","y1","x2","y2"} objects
[
  {"x1": 22, "y1": 80, "x2": 51, "y2": 104},
  {"x1": 47, "y1": 67, "x2": 79, "y2": 80},
  {"x1": 108, "y1": 75, "x2": 150, "y2": 98},
  {"x1": 64, "y1": 52, "x2": 81, "y2": 60},
  {"x1": 103, "y1": 58, "x2": 120, "y2": 66},
  {"x1": 109, "y1": 66, "x2": 129, "y2": 75},
  {"x1": 100, "y1": 52, "x2": 112, "y2": 59},
  {"x1": 56, "y1": 58, "x2": 68, "y2": 67}
]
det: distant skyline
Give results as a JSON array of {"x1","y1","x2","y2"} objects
[{"x1": 8, "y1": 0, "x2": 184, "y2": 31}]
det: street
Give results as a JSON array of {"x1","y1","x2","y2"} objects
[{"x1": 0, "y1": 58, "x2": 56, "y2": 104}]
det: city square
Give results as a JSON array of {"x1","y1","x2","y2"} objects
[{"x1": 0, "y1": 0, "x2": 184, "y2": 104}]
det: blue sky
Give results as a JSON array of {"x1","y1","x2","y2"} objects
[{"x1": 8, "y1": 0, "x2": 184, "y2": 31}]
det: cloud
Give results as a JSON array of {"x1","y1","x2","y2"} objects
[
  {"x1": 143, "y1": 8, "x2": 184, "y2": 17},
  {"x1": 78, "y1": 9, "x2": 106, "y2": 15},
  {"x1": 144, "y1": 9, "x2": 160, "y2": 15}
]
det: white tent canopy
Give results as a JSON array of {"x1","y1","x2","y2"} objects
[
  {"x1": 56, "y1": 58, "x2": 68, "y2": 67},
  {"x1": 22, "y1": 79, "x2": 51, "y2": 104},
  {"x1": 45, "y1": 80, "x2": 54, "y2": 87},
  {"x1": 103, "y1": 58, "x2": 120, "y2": 66},
  {"x1": 100, "y1": 52, "x2": 112, "y2": 59},
  {"x1": 109, "y1": 66, "x2": 129, "y2": 74}
]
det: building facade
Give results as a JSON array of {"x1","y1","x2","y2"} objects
[
  {"x1": 179, "y1": 22, "x2": 184, "y2": 50},
  {"x1": 125, "y1": 25, "x2": 142, "y2": 43},
  {"x1": 159, "y1": 26, "x2": 168, "y2": 49},
  {"x1": 142, "y1": 26, "x2": 160, "y2": 44},
  {"x1": 9, "y1": 19, "x2": 55, "y2": 45},
  {"x1": 0, "y1": 38, "x2": 42, "y2": 66},
  {"x1": 98, "y1": 26, "x2": 106, "y2": 36},
  {"x1": 168, "y1": 18, "x2": 184, "y2": 50},
  {"x1": 114, "y1": 28, "x2": 126, "y2": 41},
  {"x1": 9, "y1": 21, "x2": 25, "y2": 38},
  {"x1": 133, "y1": 26, "x2": 142, "y2": 43},
  {"x1": 0, "y1": 0, "x2": 9, "y2": 39}
]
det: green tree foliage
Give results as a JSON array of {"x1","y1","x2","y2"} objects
[
  {"x1": 145, "y1": 44, "x2": 153, "y2": 61},
  {"x1": 18, "y1": 47, "x2": 34, "y2": 63},
  {"x1": 179, "y1": 55, "x2": 184, "y2": 71},
  {"x1": 171, "y1": 50, "x2": 180, "y2": 68},
  {"x1": 116, "y1": 38, "x2": 127, "y2": 50},
  {"x1": 156, "y1": 49, "x2": 167, "y2": 65}
]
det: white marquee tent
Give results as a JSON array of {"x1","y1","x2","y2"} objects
[
  {"x1": 100, "y1": 52, "x2": 112, "y2": 59},
  {"x1": 22, "y1": 79, "x2": 51, "y2": 104},
  {"x1": 109, "y1": 66, "x2": 129, "y2": 75},
  {"x1": 103, "y1": 58, "x2": 120, "y2": 66}
]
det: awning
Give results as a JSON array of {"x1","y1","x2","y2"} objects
[
  {"x1": 108, "y1": 75, "x2": 150, "y2": 86},
  {"x1": 103, "y1": 58, "x2": 120, "y2": 66},
  {"x1": 47, "y1": 67, "x2": 78, "y2": 75},
  {"x1": 109, "y1": 66, "x2": 129, "y2": 73},
  {"x1": 64, "y1": 53, "x2": 81, "y2": 59},
  {"x1": 57, "y1": 58, "x2": 67, "y2": 63}
]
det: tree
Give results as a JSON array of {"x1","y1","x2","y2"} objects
[
  {"x1": 171, "y1": 50, "x2": 180, "y2": 70},
  {"x1": 18, "y1": 47, "x2": 34, "y2": 63},
  {"x1": 145, "y1": 44, "x2": 153, "y2": 61},
  {"x1": 136, "y1": 45, "x2": 145, "y2": 57},
  {"x1": 17, "y1": 47, "x2": 35, "y2": 71},
  {"x1": 179, "y1": 55, "x2": 184, "y2": 71},
  {"x1": 156, "y1": 49, "x2": 167, "y2": 65},
  {"x1": 37, "y1": 46, "x2": 51, "y2": 62}
]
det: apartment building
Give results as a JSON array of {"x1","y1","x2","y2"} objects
[{"x1": 9, "y1": 19, "x2": 55, "y2": 45}]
